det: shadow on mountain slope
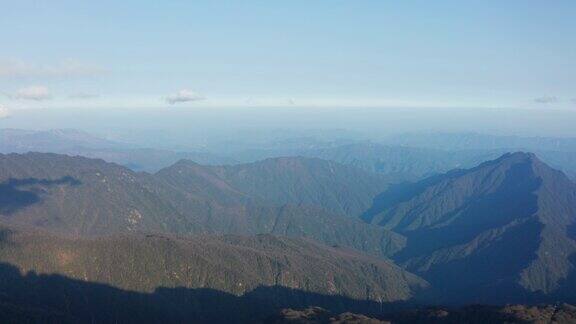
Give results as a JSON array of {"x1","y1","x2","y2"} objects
[
  {"x1": 360, "y1": 172, "x2": 463, "y2": 224},
  {"x1": 358, "y1": 154, "x2": 521, "y2": 225},
  {"x1": 394, "y1": 161, "x2": 542, "y2": 262},
  {"x1": 0, "y1": 262, "x2": 413, "y2": 323},
  {"x1": 0, "y1": 177, "x2": 81, "y2": 215}
]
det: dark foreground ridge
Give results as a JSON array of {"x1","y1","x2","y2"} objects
[
  {"x1": 0, "y1": 262, "x2": 411, "y2": 323},
  {"x1": 3, "y1": 261, "x2": 575, "y2": 323},
  {"x1": 266, "y1": 305, "x2": 576, "y2": 324}
]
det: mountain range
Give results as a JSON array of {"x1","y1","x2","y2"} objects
[
  {"x1": 3, "y1": 128, "x2": 576, "y2": 181},
  {"x1": 0, "y1": 147, "x2": 575, "y2": 321},
  {"x1": 0, "y1": 152, "x2": 405, "y2": 258}
]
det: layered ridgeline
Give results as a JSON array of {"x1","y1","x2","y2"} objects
[
  {"x1": 2, "y1": 150, "x2": 576, "y2": 307},
  {"x1": 0, "y1": 225, "x2": 427, "y2": 322},
  {"x1": 300, "y1": 143, "x2": 504, "y2": 181},
  {"x1": 0, "y1": 128, "x2": 233, "y2": 172},
  {"x1": 4, "y1": 128, "x2": 575, "y2": 180},
  {"x1": 0, "y1": 152, "x2": 404, "y2": 257},
  {"x1": 362, "y1": 152, "x2": 576, "y2": 303},
  {"x1": 300, "y1": 142, "x2": 576, "y2": 182}
]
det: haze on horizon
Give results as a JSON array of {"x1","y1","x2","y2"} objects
[{"x1": 1, "y1": 1, "x2": 576, "y2": 139}]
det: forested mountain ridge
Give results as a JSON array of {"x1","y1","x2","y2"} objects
[
  {"x1": 0, "y1": 152, "x2": 404, "y2": 257},
  {"x1": 363, "y1": 152, "x2": 576, "y2": 303},
  {"x1": 156, "y1": 156, "x2": 389, "y2": 217}
]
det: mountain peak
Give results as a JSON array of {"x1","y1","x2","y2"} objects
[
  {"x1": 503, "y1": 151, "x2": 537, "y2": 160},
  {"x1": 362, "y1": 152, "x2": 576, "y2": 302},
  {"x1": 484, "y1": 151, "x2": 539, "y2": 168}
]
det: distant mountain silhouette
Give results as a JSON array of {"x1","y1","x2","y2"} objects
[
  {"x1": 0, "y1": 128, "x2": 119, "y2": 151},
  {"x1": 363, "y1": 152, "x2": 576, "y2": 304},
  {"x1": 386, "y1": 132, "x2": 576, "y2": 152},
  {"x1": 299, "y1": 143, "x2": 501, "y2": 181},
  {"x1": 4, "y1": 128, "x2": 576, "y2": 181},
  {"x1": 0, "y1": 128, "x2": 234, "y2": 172},
  {"x1": 384, "y1": 132, "x2": 576, "y2": 179}
]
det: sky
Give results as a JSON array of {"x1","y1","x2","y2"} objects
[{"x1": 1, "y1": 1, "x2": 575, "y2": 135}]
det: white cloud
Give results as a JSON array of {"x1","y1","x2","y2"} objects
[
  {"x1": 0, "y1": 105, "x2": 10, "y2": 118},
  {"x1": 164, "y1": 89, "x2": 205, "y2": 104},
  {"x1": 0, "y1": 59, "x2": 106, "y2": 78},
  {"x1": 534, "y1": 96, "x2": 559, "y2": 104},
  {"x1": 12, "y1": 86, "x2": 51, "y2": 101}
]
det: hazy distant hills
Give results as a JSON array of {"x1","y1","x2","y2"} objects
[
  {"x1": 223, "y1": 142, "x2": 576, "y2": 182},
  {"x1": 300, "y1": 141, "x2": 576, "y2": 182},
  {"x1": 363, "y1": 152, "x2": 576, "y2": 303},
  {"x1": 298, "y1": 143, "x2": 506, "y2": 182},
  {"x1": 0, "y1": 128, "x2": 234, "y2": 172},
  {"x1": 383, "y1": 132, "x2": 576, "y2": 179},
  {"x1": 0, "y1": 128, "x2": 119, "y2": 151},
  {"x1": 386, "y1": 132, "x2": 576, "y2": 152},
  {"x1": 3, "y1": 128, "x2": 576, "y2": 181}
]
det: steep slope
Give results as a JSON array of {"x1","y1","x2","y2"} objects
[
  {"x1": 0, "y1": 225, "x2": 427, "y2": 305},
  {"x1": 362, "y1": 152, "x2": 576, "y2": 303},
  {"x1": 156, "y1": 156, "x2": 389, "y2": 217},
  {"x1": 0, "y1": 152, "x2": 194, "y2": 236}
]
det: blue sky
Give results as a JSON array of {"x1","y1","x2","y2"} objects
[{"x1": 1, "y1": 0, "x2": 575, "y2": 112}]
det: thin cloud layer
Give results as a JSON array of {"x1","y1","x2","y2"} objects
[
  {"x1": 164, "y1": 89, "x2": 205, "y2": 104},
  {"x1": 12, "y1": 86, "x2": 51, "y2": 101},
  {"x1": 0, "y1": 59, "x2": 106, "y2": 78},
  {"x1": 534, "y1": 96, "x2": 559, "y2": 104}
]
